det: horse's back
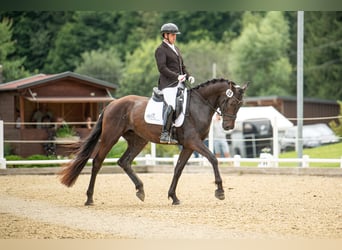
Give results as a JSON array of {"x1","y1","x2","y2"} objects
[
  {"x1": 103, "y1": 95, "x2": 159, "y2": 141},
  {"x1": 104, "y1": 95, "x2": 149, "y2": 122},
  {"x1": 106, "y1": 95, "x2": 148, "y2": 109}
]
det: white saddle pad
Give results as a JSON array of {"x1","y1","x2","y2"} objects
[{"x1": 144, "y1": 89, "x2": 187, "y2": 127}]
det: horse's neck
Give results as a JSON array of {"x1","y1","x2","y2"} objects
[
  {"x1": 188, "y1": 84, "x2": 220, "y2": 126},
  {"x1": 194, "y1": 81, "x2": 225, "y2": 108}
]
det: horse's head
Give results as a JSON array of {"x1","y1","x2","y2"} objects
[{"x1": 218, "y1": 81, "x2": 248, "y2": 130}]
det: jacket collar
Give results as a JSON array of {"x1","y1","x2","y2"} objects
[{"x1": 162, "y1": 41, "x2": 179, "y2": 56}]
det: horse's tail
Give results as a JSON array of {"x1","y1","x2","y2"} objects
[{"x1": 59, "y1": 112, "x2": 104, "y2": 187}]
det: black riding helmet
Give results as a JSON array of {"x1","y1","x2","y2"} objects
[{"x1": 160, "y1": 23, "x2": 181, "y2": 36}]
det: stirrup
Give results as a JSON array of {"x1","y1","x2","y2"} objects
[
  {"x1": 160, "y1": 132, "x2": 178, "y2": 144},
  {"x1": 168, "y1": 138, "x2": 178, "y2": 144},
  {"x1": 160, "y1": 132, "x2": 169, "y2": 144},
  {"x1": 160, "y1": 138, "x2": 178, "y2": 144}
]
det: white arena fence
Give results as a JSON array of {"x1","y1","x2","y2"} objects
[
  {"x1": 1, "y1": 117, "x2": 342, "y2": 169},
  {"x1": 2, "y1": 155, "x2": 342, "y2": 169}
]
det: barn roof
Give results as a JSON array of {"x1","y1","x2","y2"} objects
[{"x1": 0, "y1": 71, "x2": 117, "y2": 91}]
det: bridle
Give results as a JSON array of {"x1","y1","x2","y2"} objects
[
  {"x1": 191, "y1": 80, "x2": 243, "y2": 120},
  {"x1": 218, "y1": 82, "x2": 244, "y2": 119}
]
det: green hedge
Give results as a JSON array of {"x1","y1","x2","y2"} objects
[{"x1": 5, "y1": 154, "x2": 59, "y2": 168}]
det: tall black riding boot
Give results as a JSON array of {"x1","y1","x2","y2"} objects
[{"x1": 160, "y1": 105, "x2": 178, "y2": 144}]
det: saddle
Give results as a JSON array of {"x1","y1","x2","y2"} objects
[
  {"x1": 144, "y1": 87, "x2": 188, "y2": 127},
  {"x1": 152, "y1": 87, "x2": 184, "y2": 119},
  {"x1": 152, "y1": 87, "x2": 164, "y2": 102}
]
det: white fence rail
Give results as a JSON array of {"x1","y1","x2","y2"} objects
[
  {"x1": 2, "y1": 154, "x2": 342, "y2": 169},
  {"x1": 1, "y1": 119, "x2": 342, "y2": 169}
]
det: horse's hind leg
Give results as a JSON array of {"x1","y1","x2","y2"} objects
[
  {"x1": 85, "y1": 135, "x2": 120, "y2": 206},
  {"x1": 119, "y1": 132, "x2": 148, "y2": 202}
]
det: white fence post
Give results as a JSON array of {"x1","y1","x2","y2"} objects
[
  {"x1": 302, "y1": 155, "x2": 309, "y2": 168},
  {"x1": 173, "y1": 154, "x2": 179, "y2": 166},
  {"x1": 233, "y1": 155, "x2": 241, "y2": 167},
  {"x1": 145, "y1": 154, "x2": 153, "y2": 165},
  {"x1": 150, "y1": 142, "x2": 156, "y2": 165},
  {"x1": 0, "y1": 120, "x2": 6, "y2": 169},
  {"x1": 272, "y1": 116, "x2": 279, "y2": 167},
  {"x1": 258, "y1": 153, "x2": 274, "y2": 168}
]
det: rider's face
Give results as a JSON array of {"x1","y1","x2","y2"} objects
[{"x1": 166, "y1": 33, "x2": 177, "y2": 44}]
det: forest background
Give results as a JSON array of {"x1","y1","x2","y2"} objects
[{"x1": 0, "y1": 11, "x2": 341, "y2": 100}]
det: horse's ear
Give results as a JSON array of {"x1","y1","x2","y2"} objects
[{"x1": 242, "y1": 82, "x2": 250, "y2": 91}]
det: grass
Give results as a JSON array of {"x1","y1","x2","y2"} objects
[
  {"x1": 237, "y1": 141, "x2": 342, "y2": 168},
  {"x1": 278, "y1": 141, "x2": 342, "y2": 168},
  {"x1": 280, "y1": 141, "x2": 342, "y2": 159}
]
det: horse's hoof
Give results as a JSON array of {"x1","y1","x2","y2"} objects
[
  {"x1": 136, "y1": 190, "x2": 145, "y2": 202},
  {"x1": 172, "y1": 200, "x2": 181, "y2": 205},
  {"x1": 215, "y1": 189, "x2": 225, "y2": 200},
  {"x1": 168, "y1": 194, "x2": 180, "y2": 205},
  {"x1": 84, "y1": 200, "x2": 94, "y2": 206}
]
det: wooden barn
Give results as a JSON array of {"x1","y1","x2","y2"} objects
[
  {"x1": 244, "y1": 96, "x2": 340, "y2": 126},
  {"x1": 0, "y1": 71, "x2": 116, "y2": 157}
]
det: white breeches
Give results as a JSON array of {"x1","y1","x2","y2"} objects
[{"x1": 162, "y1": 82, "x2": 184, "y2": 109}]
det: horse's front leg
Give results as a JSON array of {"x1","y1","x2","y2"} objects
[
  {"x1": 195, "y1": 145, "x2": 225, "y2": 201},
  {"x1": 168, "y1": 148, "x2": 193, "y2": 205},
  {"x1": 207, "y1": 152, "x2": 225, "y2": 200},
  {"x1": 210, "y1": 155, "x2": 225, "y2": 201}
]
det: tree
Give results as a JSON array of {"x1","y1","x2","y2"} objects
[
  {"x1": 44, "y1": 12, "x2": 120, "y2": 73},
  {"x1": 117, "y1": 38, "x2": 160, "y2": 97},
  {"x1": 74, "y1": 47, "x2": 123, "y2": 85},
  {"x1": 229, "y1": 11, "x2": 292, "y2": 97},
  {"x1": 304, "y1": 12, "x2": 342, "y2": 100},
  {"x1": 0, "y1": 18, "x2": 29, "y2": 83},
  {"x1": 0, "y1": 11, "x2": 73, "y2": 73},
  {"x1": 44, "y1": 11, "x2": 161, "y2": 74},
  {"x1": 160, "y1": 11, "x2": 243, "y2": 43},
  {"x1": 43, "y1": 21, "x2": 81, "y2": 73},
  {"x1": 181, "y1": 38, "x2": 232, "y2": 84}
]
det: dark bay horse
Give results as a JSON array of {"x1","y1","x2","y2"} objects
[{"x1": 60, "y1": 79, "x2": 248, "y2": 205}]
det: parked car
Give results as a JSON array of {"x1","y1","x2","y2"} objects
[{"x1": 280, "y1": 123, "x2": 339, "y2": 152}]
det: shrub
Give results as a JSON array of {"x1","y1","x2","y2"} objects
[
  {"x1": 329, "y1": 101, "x2": 342, "y2": 137},
  {"x1": 55, "y1": 125, "x2": 77, "y2": 138},
  {"x1": 5, "y1": 154, "x2": 58, "y2": 168}
]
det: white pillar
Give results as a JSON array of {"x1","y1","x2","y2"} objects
[
  {"x1": 0, "y1": 120, "x2": 6, "y2": 169},
  {"x1": 272, "y1": 116, "x2": 279, "y2": 167},
  {"x1": 297, "y1": 11, "x2": 304, "y2": 162}
]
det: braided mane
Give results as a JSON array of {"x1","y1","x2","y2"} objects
[{"x1": 190, "y1": 78, "x2": 235, "y2": 91}]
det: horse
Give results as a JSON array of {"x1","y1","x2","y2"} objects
[{"x1": 60, "y1": 79, "x2": 248, "y2": 205}]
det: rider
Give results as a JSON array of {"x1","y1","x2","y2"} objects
[{"x1": 155, "y1": 22, "x2": 195, "y2": 144}]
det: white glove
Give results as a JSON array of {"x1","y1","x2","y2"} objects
[
  {"x1": 177, "y1": 74, "x2": 186, "y2": 82},
  {"x1": 188, "y1": 76, "x2": 195, "y2": 84}
]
